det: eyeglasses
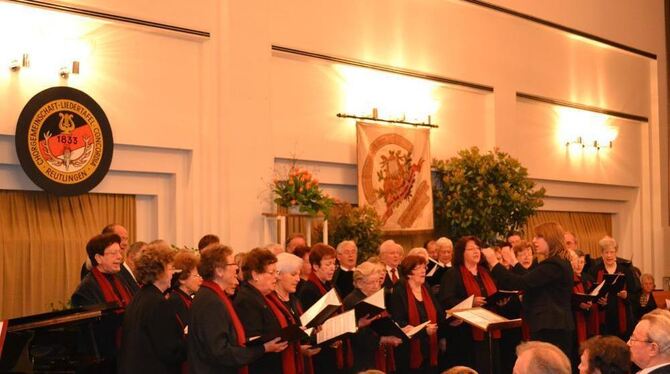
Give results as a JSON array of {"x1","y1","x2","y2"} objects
[
  {"x1": 628, "y1": 336, "x2": 653, "y2": 344},
  {"x1": 224, "y1": 264, "x2": 240, "y2": 275}
]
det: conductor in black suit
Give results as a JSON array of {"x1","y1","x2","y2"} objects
[{"x1": 482, "y1": 221, "x2": 575, "y2": 359}]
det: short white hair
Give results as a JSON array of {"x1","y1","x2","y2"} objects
[
  {"x1": 379, "y1": 240, "x2": 401, "y2": 255},
  {"x1": 515, "y1": 341, "x2": 570, "y2": 374},
  {"x1": 336, "y1": 240, "x2": 357, "y2": 253},
  {"x1": 408, "y1": 247, "x2": 429, "y2": 259},
  {"x1": 264, "y1": 243, "x2": 284, "y2": 255},
  {"x1": 275, "y1": 252, "x2": 303, "y2": 274},
  {"x1": 436, "y1": 237, "x2": 453, "y2": 247},
  {"x1": 598, "y1": 236, "x2": 617, "y2": 251},
  {"x1": 643, "y1": 309, "x2": 670, "y2": 355}
]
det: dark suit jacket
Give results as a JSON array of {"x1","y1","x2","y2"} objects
[
  {"x1": 233, "y1": 283, "x2": 283, "y2": 374},
  {"x1": 188, "y1": 286, "x2": 264, "y2": 374},
  {"x1": 333, "y1": 268, "x2": 355, "y2": 300},
  {"x1": 491, "y1": 256, "x2": 575, "y2": 333},
  {"x1": 649, "y1": 363, "x2": 670, "y2": 373},
  {"x1": 296, "y1": 278, "x2": 339, "y2": 374},
  {"x1": 118, "y1": 264, "x2": 141, "y2": 296},
  {"x1": 118, "y1": 284, "x2": 186, "y2": 374}
]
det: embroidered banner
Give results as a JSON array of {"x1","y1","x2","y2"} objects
[{"x1": 357, "y1": 122, "x2": 433, "y2": 232}]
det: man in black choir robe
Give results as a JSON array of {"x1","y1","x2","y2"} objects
[
  {"x1": 333, "y1": 240, "x2": 358, "y2": 299},
  {"x1": 378, "y1": 240, "x2": 403, "y2": 291},
  {"x1": 71, "y1": 233, "x2": 132, "y2": 370},
  {"x1": 118, "y1": 240, "x2": 145, "y2": 295}
]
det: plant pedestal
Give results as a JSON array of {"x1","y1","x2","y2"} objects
[{"x1": 262, "y1": 212, "x2": 328, "y2": 247}]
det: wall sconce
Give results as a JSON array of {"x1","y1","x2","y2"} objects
[
  {"x1": 337, "y1": 107, "x2": 437, "y2": 128},
  {"x1": 565, "y1": 136, "x2": 614, "y2": 150},
  {"x1": 565, "y1": 136, "x2": 584, "y2": 148},
  {"x1": 59, "y1": 60, "x2": 80, "y2": 79},
  {"x1": 9, "y1": 53, "x2": 30, "y2": 71},
  {"x1": 593, "y1": 140, "x2": 613, "y2": 150}
]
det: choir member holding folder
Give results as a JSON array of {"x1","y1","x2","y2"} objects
[
  {"x1": 343, "y1": 261, "x2": 402, "y2": 372},
  {"x1": 297, "y1": 243, "x2": 352, "y2": 374},
  {"x1": 481, "y1": 222, "x2": 575, "y2": 360},
  {"x1": 188, "y1": 245, "x2": 287, "y2": 374},
  {"x1": 235, "y1": 248, "x2": 304, "y2": 374},
  {"x1": 119, "y1": 243, "x2": 185, "y2": 373},
  {"x1": 588, "y1": 236, "x2": 640, "y2": 340},
  {"x1": 439, "y1": 236, "x2": 504, "y2": 374},
  {"x1": 389, "y1": 255, "x2": 442, "y2": 374}
]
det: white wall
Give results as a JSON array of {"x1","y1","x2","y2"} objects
[{"x1": 0, "y1": 0, "x2": 667, "y2": 281}]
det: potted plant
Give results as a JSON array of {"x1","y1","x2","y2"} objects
[
  {"x1": 272, "y1": 166, "x2": 335, "y2": 217},
  {"x1": 432, "y1": 147, "x2": 545, "y2": 245},
  {"x1": 316, "y1": 202, "x2": 383, "y2": 262}
]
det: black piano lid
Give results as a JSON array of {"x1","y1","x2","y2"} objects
[{"x1": 6, "y1": 302, "x2": 122, "y2": 333}]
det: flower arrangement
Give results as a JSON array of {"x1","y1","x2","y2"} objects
[{"x1": 272, "y1": 166, "x2": 335, "y2": 217}]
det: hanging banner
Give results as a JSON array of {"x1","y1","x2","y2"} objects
[
  {"x1": 14, "y1": 87, "x2": 114, "y2": 196},
  {"x1": 357, "y1": 122, "x2": 433, "y2": 232}
]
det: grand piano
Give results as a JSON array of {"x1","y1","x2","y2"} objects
[{"x1": 0, "y1": 302, "x2": 122, "y2": 373}]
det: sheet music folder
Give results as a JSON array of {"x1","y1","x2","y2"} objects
[
  {"x1": 452, "y1": 307, "x2": 522, "y2": 332},
  {"x1": 247, "y1": 324, "x2": 313, "y2": 344},
  {"x1": 370, "y1": 317, "x2": 430, "y2": 341},
  {"x1": 315, "y1": 309, "x2": 357, "y2": 345},
  {"x1": 353, "y1": 288, "x2": 385, "y2": 320},
  {"x1": 300, "y1": 288, "x2": 341, "y2": 328}
]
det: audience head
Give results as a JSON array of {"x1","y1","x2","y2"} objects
[
  {"x1": 408, "y1": 247, "x2": 429, "y2": 260},
  {"x1": 125, "y1": 241, "x2": 147, "y2": 270},
  {"x1": 513, "y1": 240, "x2": 534, "y2": 269},
  {"x1": 293, "y1": 245, "x2": 311, "y2": 278},
  {"x1": 578, "y1": 335, "x2": 631, "y2": 374},
  {"x1": 275, "y1": 252, "x2": 303, "y2": 294},
  {"x1": 171, "y1": 250, "x2": 201, "y2": 294},
  {"x1": 640, "y1": 273, "x2": 656, "y2": 294},
  {"x1": 87, "y1": 233, "x2": 122, "y2": 274},
  {"x1": 197, "y1": 234, "x2": 220, "y2": 251},
  {"x1": 135, "y1": 242, "x2": 176, "y2": 292},
  {"x1": 507, "y1": 231, "x2": 523, "y2": 247},
  {"x1": 533, "y1": 222, "x2": 569, "y2": 261},
  {"x1": 309, "y1": 243, "x2": 337, "y2": 282},
  {"x1": 513, "y1": 341, "x2": 571, "y2": 374},
  {"x1": 233, "y1": 251, "x2": 247, "y2": 282},
  {"x1": 286, "y1": 233, "x2": 306, "y2": 253},
  {"x1": 628, "y1": 309, "x2": 670, "y2": 369},
  {"x1": 599, "y1": 236, "x2": 618, "y2": 268},
  {"x1": 564, "y1": 231, "x2": 579, "y2": 251},
  {"x1": 442, "y1": 366, "x2": 478, "y2": 374},
  {"x1": 336, "y1": 240, "x2": 358, "y2": 270},
  {"x1": 198, "y1": 244, "x2": 237, "y2": 295},
  {"x1": 101, "y1": 223, "x2": 129, "y2": 256},
  {"x1": 425, "y1": 240, "x2": 438, "y2": 260},
  {"x1": 436, "y1": 237, "x2": 453, "y2": 265},
  {"x1": 399, "y1": 254, "x2": 427, "y2": 285},
  {"x1": 453, "y1": 236, "x2": 483, "y2": 267},
  {"x1": 242, "y1": 248, "x2": 278, "y2": 295},
  {"x1": 379, "y1": 240, "x2": 403, "y2": 268},
  {"x1": 353, "y1": 261, "x2": 382, "y2": 296}
]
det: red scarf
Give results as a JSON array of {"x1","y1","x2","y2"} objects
[
  {"x1": 306, "y1": 273, "x2": 352, "y2": 369},
  {"x1": 597, "y1": 269, "x2": 627, "y2": 335},
  {"x1": 91, "y1": 267, "x2": 132, "y2": 309},
  {"x1": 292, "y1": 301, "x2": 314, "y2": 374},
  {"x1": 266, "y1": 293, "x2": 303, "y2": 374},
  {"x1": 201, "y1": 280, "x2": 248, "y2": 374},
  {"x1": 405, "y1": 282, "x2": 438, "y2": 369},
  {"x1": 459, "y1": 265, "x2": 500, "y2": 340},
  {"x1": 573, "y1": 274, "x2": 589, "y2": 343}
]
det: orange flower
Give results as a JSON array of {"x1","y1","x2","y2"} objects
[{"x1": 290, "y1": 199, "x2": 297, "y2": 205}]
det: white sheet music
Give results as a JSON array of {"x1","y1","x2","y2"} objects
[
  {"x1": 405, "y1": 320, "x2": 431, "y2": 338},
  {"x1": 316, "y1": 309, "x2": 357, "y2": 344},
  {"x1": 446, "y1": 295, "x2": 474, "y2": 318},
  {"x1": 300, "y1": 288, "x2": 341, "y2": 327}
]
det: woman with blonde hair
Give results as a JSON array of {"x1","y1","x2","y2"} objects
[{"x1": 482, "y1": 222, "x2": 575, "y2": 359}]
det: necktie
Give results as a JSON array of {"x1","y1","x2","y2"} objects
[{"x1": 390, "y1": 268, "x2": 398, "y2": 284}]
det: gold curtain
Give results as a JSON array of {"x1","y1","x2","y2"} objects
[
  {"x1": 524, "y1": 211, "x2": 612, "y2": 257},
  {"x1": 0, "y1": 190, "x2": 135, "y2": 319}
]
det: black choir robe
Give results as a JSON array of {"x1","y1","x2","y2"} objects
[
  {"x1": 490, "y1": 256, "x2": 575, "y2": 358},
  {"x1": 389, "y1": 280, "x2": 443, "y2": 374},
  {"x1": 297, "y1": 278, "x2": 340, "y2": 374},
  {"x1": 589, "y1": 260, "x2": 640, "y2": 339},
  {"x1": 333, "y1": 267, "x2": 355, "y2": 299},
  {"x1": 188, "y1": 285, "x2": 265, "y2": 374},
  {"x1": 118, "y1": 264, "x2": 141, "y2": 296},
  {"x1": 118, "y1": 284, "x2": 186, "y2": 374},
  {"x1": 233, "y1": 283, "x2": 285, "y2": 374},
  {"x1": 70, "y1": 271, "x2": 127, "y2": 362},
  {"x1": 633, "y1": 292, "x2": 658, "y2": 322},
  {"x1": 438, "y1": 266, "x2": 501, "y2": 374},
  {"x1": 167, "y1": 288, "x2": 192, "y2": 329},
  {"x1": 343, "y1": 288, "x2": 381, "y2": 372}
]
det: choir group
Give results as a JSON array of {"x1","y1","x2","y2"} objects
[{"x1": 68, "y1": 222, "x2": 668, "y2": 374}]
